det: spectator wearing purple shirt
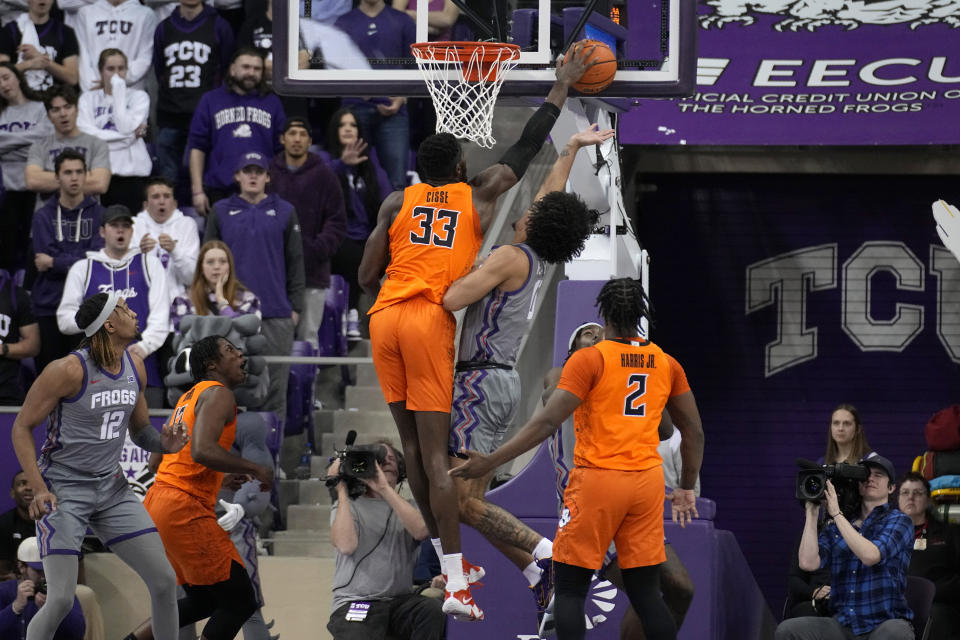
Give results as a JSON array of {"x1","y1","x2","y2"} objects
[
  {"x1": 334, "y1": 0, "x2": 415, "y2": 191},
  {"x1": 153, "y1": 0, "x2": 235, "y2": 189},
  {"x1": 204, "y1": 150, "x2": 303, "y2": 423},
  {"x1": 318, "y1": 108, "x2": 390, "y2": 339},
  {"x1": 268, "y1": 117, "x2": 346, "y2": 349},
  {"x1": 188, "y1": 47, "x2": 285, "y2": 215},
  {"x1": 30, "y1": 149, "x2": 103, "y2": 372}
]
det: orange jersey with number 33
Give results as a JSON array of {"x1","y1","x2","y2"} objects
[
  {"x1": 368, "y1": 182, "x2": 483, "y2": 314},
  {"x1": 557, "y1": 339, "x2": 690, "y2": 471}
]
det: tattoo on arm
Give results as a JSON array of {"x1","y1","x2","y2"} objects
[{"x1": 559, "y1": 148, "x2": 571, "y2": 157}]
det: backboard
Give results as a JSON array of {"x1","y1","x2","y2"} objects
[{"x1": 273, "y1": 0, "x2": 697, "y2": 99}]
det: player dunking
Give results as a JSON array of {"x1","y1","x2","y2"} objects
[
  {"x1": 129, "y1": 335, "x2": 273, "y2": 640},
  {"x1": 10, "y1": 291, "x2": 187, "y2": 640},
  {"x1": 452, "y1": 278, "x2": 705, "y2": 640},
  {"x1": 357, "y1": 45, "x2": 596, "y2": 621},
  {"x1": 441, "y1": 124, "x2": 611, "y2": 620}
]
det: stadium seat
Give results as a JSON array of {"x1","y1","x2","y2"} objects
[
  {"x1": 906, "y1": 575, "x2": 936, "y2": 640},
  {"x1": 317, "y1": 275, "x2": 348, "y2": 357},
  {"x1": 285, "y1": 341, "x2": 317, "y2": 438}
]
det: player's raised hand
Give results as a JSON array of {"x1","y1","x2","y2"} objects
[
  {"x1": 667, "y1": 488, "x2": 698, "y2": 528},
  {"x1": 448, "y1": 449, "x2": 495, "y2": 480},
  {"x1": 570, "y1": 123, "x2": 616, "y2": 149},
  {"x1": 555, "y1": 41, "x2": 598, "y2": 87},
  {"x1": 30, "y1": 489, "x2": 57, "y2": 519},
  {"x1": 161, "y1": 421, "x2": 190, "y2": 453}
]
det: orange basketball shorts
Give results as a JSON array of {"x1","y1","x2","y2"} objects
[
  {"x1": 368, "y1": 296, "x2": 456, "y2": 412},
  {"x1": 553, "y1": 466, "x2": 666, "y2": 570},
  {"x1": 143, "y1": 483, "x2": 241, "y2": 586}
]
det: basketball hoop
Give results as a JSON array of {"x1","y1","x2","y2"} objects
[{"x1": 411, "y1": 41, "x2": 521, "y2": 149}]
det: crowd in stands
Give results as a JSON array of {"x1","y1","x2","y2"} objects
[{"x1": 0, "y1": 0, "x2": 473, "y2": 409}]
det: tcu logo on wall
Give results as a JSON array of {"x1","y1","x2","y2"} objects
[{"x1": 95, "y1": 20, "x2": 133, "y2": 35}]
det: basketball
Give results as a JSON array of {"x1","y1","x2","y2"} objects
[{"x1": 565, "y1": 39, "x2": 617, "y2": 94}]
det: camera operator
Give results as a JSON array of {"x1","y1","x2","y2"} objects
[
  {"x1": 0, "y1": 537, "x2": 85, "y2": 639},
  {"x1": 326, "y1": 441, "x2": 445, "y2": 640},
  {"x1": 776, "y1": 456, "x2": 914, "y2": 640}
]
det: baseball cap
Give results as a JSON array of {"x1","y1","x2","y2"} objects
[
  {"x1": 861, "y1": 455, "x2": 896, "y2": 483},
  {"x1": 17, "y1": 537, "x2": 43, "y2": 571},
  {"x1": 282, "y1": 117, "x2": 311, "y2": 135},
  {"x1": 235, "y1": 151, "x2": 269, "y2": 173},
  {"x1": 101, "y1": 204, "x2": 134, "y2": 225}
]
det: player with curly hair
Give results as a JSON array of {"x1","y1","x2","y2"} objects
[{"x1": 440, "y1": 124, "x2": 611, "y2": 622}]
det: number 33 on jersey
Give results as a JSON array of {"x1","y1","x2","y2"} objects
[{"x1": 370, "y1": 182, "x2": 483, "y2": 313}]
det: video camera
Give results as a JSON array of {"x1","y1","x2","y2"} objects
[
  {"x1": 796, "y1": 458, "x2": 869, "y2": 518},
  {"x1": 325, "y1": 430, "x2": 389, "y2": 500}
]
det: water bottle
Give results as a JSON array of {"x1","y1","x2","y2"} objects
[{"x1": 295, "y1": 443, "x2": 313, "y2": 480}]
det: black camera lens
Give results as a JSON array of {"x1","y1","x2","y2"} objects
[{"x1": 803, "y1": 476, "x2": 822, "y2": 497}]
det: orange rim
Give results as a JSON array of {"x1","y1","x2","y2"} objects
[{"x1": 411, "y1": 41, "x2": 520, "y2": 83}]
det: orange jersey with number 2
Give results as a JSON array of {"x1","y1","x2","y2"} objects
[
  {"x1": 368, "y1": 182, "x2": 482, "y2": 314},
  {"x1": 557, "y1": 339, "x2": 690, "y2": 471}
]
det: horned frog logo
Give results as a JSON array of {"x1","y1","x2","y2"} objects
[
  {"x1": 700, "y1": 0, "x2": 960, "y2": 31},
  {"x1": 233, "y1": 123, "x2": 253, "y2": 138}
]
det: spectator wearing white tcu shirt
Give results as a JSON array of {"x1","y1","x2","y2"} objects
[
  {"x1": 77, "y1": 48, "x2": 151, "y2": 213},
  {"x1": 131, "y1": 176, "x2": 201, "y2": 312},
  {"x1": 73, "y1": 0, "x2": 156, "y2": 91}
]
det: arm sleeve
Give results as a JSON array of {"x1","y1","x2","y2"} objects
[
  {"x1": 187, "y1": 94, "x2": 213, "y2": 153},
  {"x1": 169, "y1": 218, "x2": 201, "y2": 288},
  {"x1": 869, "y1": 512, "x2": 914, "y2": 564},
  {"x1": 556, "y1": 347, "x2": 603, "y2": 401},
  {"x1": 284, "y1": 209, "x2": 305, "y2": 313},
  {"x1": 153, "y1": 23, "x2": 166, "y2": 80},
  {"x1": 15, "y1": 287, "x2": 36, "y2": 327},
  {"x1": 497, "y1": 102, "x2": 561, "y2": 180},
  {"x1": 301, "y1": 167, "x2": 347, "y2": 261},
  {"x1": 57, "y1": 261, "x2": 87, "y2": 334},
  {"x1": 111, "y1": 87, "x2": 150, "y2": 135},
  {"x1": 216, "y1": 18, "x2": 236, "y2": 72},
  {"x1": 87, "y1": 137, "x2": 111, "y2": 170},
  {"x1": 26, "y1": 139, "x2": 45, "y2": 168},
  {"x1": 203, "y1": 208, "x2": 220, "y2": 242},
  {"x1": 133, "y1": 255, "x2": 170, "y2": 356},
  {"x1": 60, "y1": 24, "x2": 80, "y2": 59},
  {"x1": 0, "y1": 23, "x2": 18, "y2": 60},
  {"x1": 664, "y1": 353, "x2": 691, "y2": 397},
  {"x1": 73, "y1": 11, "x2": 97, "y2": 91},
  {"x1": 125, "y1": 12, "x2": 158, "y2": 85}
]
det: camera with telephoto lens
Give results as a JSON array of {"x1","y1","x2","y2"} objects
[
  {"x1": 325, "y1": 433, "x2": 388, "y2": 500},
  {"x1": 796, "y1": 459, "x2": 869, "y2": 518},
  {"x1": 29, "y1": 579, "x2": 47, "y2": 598}
]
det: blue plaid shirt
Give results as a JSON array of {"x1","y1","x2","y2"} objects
[{"x1": 819, "y1": 503, "x2": 914, "y2": 635}]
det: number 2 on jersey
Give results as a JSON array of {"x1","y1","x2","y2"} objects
[
  {"x1": 410, "y1": 206, "x2": 459, "y2": 248},
  {"x1": 623, "y1": 373, "x2": 648, "y2": 417}
]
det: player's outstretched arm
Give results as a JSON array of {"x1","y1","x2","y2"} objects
[
  {"x1": 469, "y1": 45, "x2": 596, "y2": 232},
  {"x1": 358, "y1": 191, "x2": 404, "y2": 297},
  {"x1": 451, "y1": 388, "x2": 581, "y2": 480},
  {"x1": 11, "y1": 356, "x2": 84, "y2": 518},
  {"x1": 442, "y1": 245, "x2": 527, "y2": 312},
  {"x1": 530, "y1": 124, "x2": 615, "y2": 206},
  {"x1": 192, "y1": 386, "x2": 272, "y2": 490},
  {"x1": 128, "y1": 352, "x2": 189, "y2": 453}
]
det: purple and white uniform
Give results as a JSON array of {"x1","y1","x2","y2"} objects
[
  {"x1": 449, "y1": 243, "x2": 545, "y2": 455},
  {"x1": 36, "y1": 348, "x2": 158, "y2": 557}
]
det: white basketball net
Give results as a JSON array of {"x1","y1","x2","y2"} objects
[{"x1": 412, "y1": 42, "x2": 521, "y2": 149}]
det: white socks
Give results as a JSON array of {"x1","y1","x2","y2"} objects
[
  {"x1": 444, "y1": 552, "x2": 466, "y2": 591},
  {"x1": 533, "y1": 538, "x2": 553, "y2": 562},
  {"x1": 431, "y1": 537, "x2": 444, "y2": 573},
  {"x1": 523, "y1": 561, "x2": 543, "y2": 587}
]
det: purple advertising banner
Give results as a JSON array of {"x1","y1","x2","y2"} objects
[{"x1": 620, "y1": 1, "x2": 960, "y2": 145}]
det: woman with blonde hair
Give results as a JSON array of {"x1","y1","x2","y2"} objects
[
  {"x1": 823, "y1": 403, "x2": 874, "y2": 464},
  {"x1": 170, "y1": 240, "x2": 260, "y2": 333}
]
